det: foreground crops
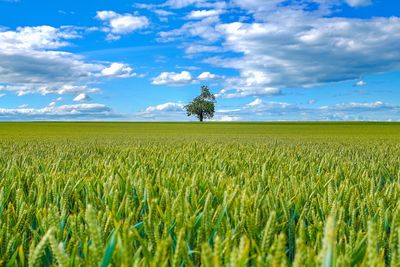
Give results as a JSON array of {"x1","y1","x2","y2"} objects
[{"x1": 0, "y1": 123, "x2": 400, "y2": 266}]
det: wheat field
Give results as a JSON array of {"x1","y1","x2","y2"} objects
[{"x1": 0, "y1": 122, "x2": 399, "y2": 266}]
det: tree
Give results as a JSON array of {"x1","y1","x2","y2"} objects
[{"x1": 185, "y1": 86, "x2": 216, "y2": 122}]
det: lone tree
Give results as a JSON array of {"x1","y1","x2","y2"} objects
[{"x1": 185, "y1": 86, "x2": 216, "y2": 122}]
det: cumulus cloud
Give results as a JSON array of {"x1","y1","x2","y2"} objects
[
  {"x1": 0, "y1": 51, "x2": 102, "y2": 84},
  {"x1": 231, "y1": 0, "x2": 346, "y2": 18},
  {"x1": 73, "y1": 93, "x2": 92, "y2": 102},
  {"x1": 187, "y1": 9, "x2": 223, "y2": 19},
  {"x1": 314, "y1": 101, "x2": 399, "y2": 121},
  {"x1": 0, "y1": 103, "x2": 114, "y2": 120},
  {"x1": 206, "y1": 15, "x2": 400, "y2": 96},
  {"x1": 157, "y1": 0, "x2": 400, "y2": 98},
  {"x1": 158, "y1": 16, "x2": 221, "y2": 42},
  {"x1": 137, "y1": 101, "x2": 187, "y2": 121},
  {"x1": 0, "y1": 25, "x2": 136, "y2": 97},
  {"x1": 220, "y1": 99, "x2": 400, "y2": 121},
  {"x1": 101, "y1": 63, "x2": 135, "y2": 78},
  {"x1": 96, "y1": 10, "x2": 149, "y2": 40},
  {"x1": 0, "y1": 25, "x2": 79, "y2": 50},
  {"x1": 212, "y1": 115, "x2": 241, "y2": 122},
  {"x1": 0, "y1": 25, "x2": 102, "y2": 86},
  {"x1": 152, "y1": 71, "x2": 194, "y2": 85},
  {"x1": 138, "y1": 98, "x2": 399, "y2": 121},
  {"x1": 145, "y1": 102, "x2": 185, "y2": 113},
  {"x1": 0, "y1": 84, "x2": 100, "y2": 96},
  {"x1": 197, "y1": 71, "x2": 221, "y2": 80},
  {"x1": 152, "y1": 70, "x2": 224, "y2": 86}
]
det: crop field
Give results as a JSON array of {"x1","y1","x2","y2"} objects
[{"x1": 0, "y1": 122, "x2": 400, "y2": 266}]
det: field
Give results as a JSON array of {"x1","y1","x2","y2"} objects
[{"x1": 0, "y1": 122, "x2": 400, "y2": 266}]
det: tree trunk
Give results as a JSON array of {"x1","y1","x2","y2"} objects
[{"x1": 199, "y1": 113, "x2": 204, "y2": 122}]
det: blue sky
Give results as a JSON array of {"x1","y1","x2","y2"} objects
[{"x1": 0, "y1": 0, "x2": 399, "y2": 121}]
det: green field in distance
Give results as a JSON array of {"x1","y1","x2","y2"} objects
[{"x1": 0, "y1": 121, "x2": 399, "y2": 140}]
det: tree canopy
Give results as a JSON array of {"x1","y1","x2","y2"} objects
[{"x1": 184, "y1": 86, "x2": 216, "y2": 122}]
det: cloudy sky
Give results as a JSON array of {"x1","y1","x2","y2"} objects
[{"x1": 0, "y1": 0, "x2": 399, "y2": 121}]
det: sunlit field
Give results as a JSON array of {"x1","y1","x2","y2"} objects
[{"x1": 1, "y1": 122, "x2": 399, "y2": 266}]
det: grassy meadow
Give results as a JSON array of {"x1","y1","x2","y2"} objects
[{"x1": 0, "y1": 122, "x2": 400, "y2": 266}]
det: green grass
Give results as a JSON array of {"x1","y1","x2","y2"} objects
[
  {"x1": 0, "y1": 122, "x2": 399, "y2": 266},
  {"x1": 0, "y1": 122, "x2": 399, "y2": 139}
]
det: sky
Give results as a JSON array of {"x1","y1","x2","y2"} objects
[{"x1": 0, "y1": 0, "x2": 399, "y2": 121}]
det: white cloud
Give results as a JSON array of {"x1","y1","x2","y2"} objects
[
  {"x1": 231, "y1": 0, "x2": 338, "y2": 19},
  {"x1": 320, "y1": 101, "x2": 386, "y2": 110},
  {"x1": 109, "y1": 16, "x2": 148, "y2": 34},
  {"x1": 0, "y1": 25, "x2": 79, "y2": 51},
  {"x1": 134, "y1": 3, "x2": 175, "y2": 19},
  {"x1": 164, "y1": 0, "x2": 227, "y2": 9},
  {"x1": 231, "y1": 0, "x2": 279, "y2": 10},
  {"x1": 187, "y1": 9, "x2": 223, "y2": 19},
  {"x1": 356, "y1": 80, "x2": 366, "y2": 86},
  {"x1": 0, "y1": 26, "x2": 136, "y2": 96},
  {"x1": 134, "y1": 3, "x2": 158, "y2": 9},
  {"x1": 0, "y1": 84, "x2": 100, "y2": 96},
  {"x1": 145, "y1": 102, "x2": 185, "y2": 113},
  {"x1": 0, "y1": 50, "x2": 103, "y2": 84},
  {"x1": 152, "y1": 71, "x2": 194, "y2": 85},
  {"x1": 0, "y1": 26, "x2": 104, "y2": 88},
  {"x1": 138, "y1": 101, "x2": 187, "y2": 121},
  {"x1": 48, "y1": 97, "x2": 63, "y2": 107},
  {"x1": 101, "y1": 63, "x2": 135, "y2": 78},
  {"x1": 346, "y1": 0, "x2": 372, "y2": 7},
  {"x1": 212, "y1": 115, "x2": 241, "y2": 122},
  {"x1": 245, "y1": 98, "x2": 292, "y2": 110},
  {"x1": 96, "y1": 11, "x2": 149, "y2": 39},
  {"x1": 151, "y1": 70, "x2": 224, "y2": 86},
  {"x1": 207, "y1": 15, "x2": 400, "y2": 96},
  {"x1": 158, "y1": 16, "x2": 221, "y2": 42},
  {"x1": 247, "y1": 98, "x2": 263, "y2": 107},
  {"x1": 197, "y1": 71, "x2": 220, "y2": 80},
  {"x1": 216, "y1": 87, "x2": 281, "y2": 98},
  {"x1": 0, "y1": 103, "x2": 114, "y2": 120},
  {"x1": 165, "y1": 0, "x2": 204, "y2": 8},
  {"x1": 213, "y1": 99, "x2": 399, "y2": 121},
  {"x1": 48, "y1": 101, "x2": 57, "y2": 107},
  {"x1": 154, "y1": 9, "x2": 175, "y2": 17},
  {"x1": 53, "y1": 85, "x2": 100, "y2": 95},
  {"x1": 157, "y1": 0, "x2": 400, "y2": 98},
  {"x1": 73, "y1": 93, "x2": 92, "y2": 102},
  {"x1": 96, "y1": 10, "x2": 118, "y2": 20},
  {"x1": 185, "y1": 44, "x2": 220, "y2": 54}
]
